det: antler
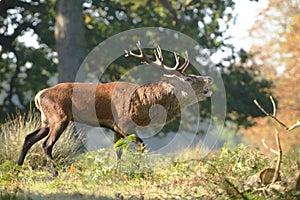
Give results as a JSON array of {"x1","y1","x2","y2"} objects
[
  {"x1": 164, "y1": 51, "x2": 190, "y2": 73},
  {"x1": 124, "y1": 41, "x2": 163, "y2": 66},
  {"x1": 125, "y1": 42, "x2": 191, "y2": 73},
  {"x1": 124, "y1": 41, "x2": 152, "y2": 64},
  {"x1": 177, "y1": 51, "x2": 190, "y2": 73},
  {"x1": 153, "y1": 46, "x2": 164, "y2": 65}
]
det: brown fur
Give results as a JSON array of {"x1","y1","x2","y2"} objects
[{"x1": 129, "y1": 82, "x2": 180, "y2": 126}]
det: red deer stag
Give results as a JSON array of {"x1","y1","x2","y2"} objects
[{"x1": 18, "y1": 42, "x2": 212, "y2": 176}]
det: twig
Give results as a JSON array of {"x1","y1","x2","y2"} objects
[
  {"x1": 254, "y1": 97, "x2": 283, "y2": 185},
  {"x1": 270, "y1": 96, "x2": 276, "y2": 116},
  {"x1": 253, "y1": 99, "x2": 269, "y2": 116},
  {"x1": 288, "y1": 120, "x2": 300, "y2": 131},
  {"x1": 253, "y1": 98, "x2": 289, "y2": 130},
  {"x1": 272, "y1": 129, "x2": 282, "y2": 184},
  {"x1": 254, "y1": 96, "x2": 300, "y2": 132},
  {"x1": 261, "y1": 139, "x2": 279, "y2": 155}
]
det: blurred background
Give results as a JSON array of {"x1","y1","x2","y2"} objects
[{"x1": 0, "y1": 0, "x2": 299, "y2": 153}]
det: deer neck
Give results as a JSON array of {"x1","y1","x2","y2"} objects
[{"x1": 129, "y1": 81, "x2": 181, "y2": 127}]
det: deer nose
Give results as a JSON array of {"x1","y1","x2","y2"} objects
[{"x1": 204, "y1": 76, "x2": 213, "y2": 84}]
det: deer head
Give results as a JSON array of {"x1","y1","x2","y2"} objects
[{"x1": 125, "y1": 42, "x2": 212, "y2": 105}]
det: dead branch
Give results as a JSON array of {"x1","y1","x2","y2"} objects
[
  {"x1": 253, "y1": 97, "x2": 288, "y2": 130},
  {"x1": 254, "y1": 96, "x2": 300, "y2": 131},
  {"x1": 288, "y1": 120, "x2": 300, "y2": 131},
  {"x1": 261, "y1": 138, "x2": 279, "y2": 155},
  {"x1": 272, "y1": 129, "x2": 282, "y2": 184},
  {"x1": 254, "y1": 95, "x2": 300, "y2": 187},
  {"x1": 254, "y1": 96, "x2": 284, "y2": 185}
]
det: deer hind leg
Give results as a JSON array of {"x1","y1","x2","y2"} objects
[
  {"x1": 18, "y1": 126, "x2": 50, "y2": 166},
  {"x1": 42, "y1": 120, "x2": 69, "y2": 177}
]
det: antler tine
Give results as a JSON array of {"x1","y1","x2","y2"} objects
[
  {"x1": 173, "y1": 52, "x2": 180, "y2": 70},
  {"x1": 178, "y1": 51, "x2": 190, "y2": 73},
  {"x1": 124, "y1": 41, "x2": 151, "y2": 64},
  {"x1": 153, "y1": 45, "x2": 163, "y2": 65}
]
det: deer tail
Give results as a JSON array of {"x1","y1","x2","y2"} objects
[{"x1": 34, "y1": 89, "x2": 48, "y2": 111}]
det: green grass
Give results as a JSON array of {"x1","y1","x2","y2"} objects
[{"x1": 0, "y1": 112, "x2": 299, "y2": 199}]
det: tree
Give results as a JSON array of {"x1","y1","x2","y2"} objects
[
  {"x1": 243, "y1": 0, "x2": 300, "y2": 152},
  {"x1": 83, "y1": 0, "x2": 272, "y2": 127},
  {"x1": 0, "y1": 0, "x2": 57, "y2": 120},
  {"x1": 0, "y1": 0, "x2": 272, "y2": 130},
  {"x1": 55, "y1": 0, "x2": 87, "y2": 82}
]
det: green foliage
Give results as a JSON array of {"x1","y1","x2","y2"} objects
[
  {"x1": 0, "y1": 138, "x2": 299, "y2": 199},
  {"x1": 86, "y1": 0, "x2": 272, "y2": 129},
  {"x1": 113, "y1": 134, "x2": 137, "y2": 152},
  {"x1": 222, "y1": 57, "x2": 273, "y2": 127},
  {"x1": 213, "y1": 144, "x2": 268, "y2": 178},
  {"x1": 0, "y1": 0, "x2": 57, "y2": 122},
  {"x1": 0, "y1": 0, "x2": 273, "y2": 130}
]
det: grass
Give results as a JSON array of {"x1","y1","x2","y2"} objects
[
  {"x1": 0, "y1": 111, "x2": 85, "y2": 168},
  {"x1": 0, "y1": 112, "x2": 299, "y2": 199}
]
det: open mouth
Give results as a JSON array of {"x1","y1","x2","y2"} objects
[
  {"x1": 204, "y1": 88, "x2": 210, "y2": 94},
  {"x1": 203, "y1": 88, "x2": 212, "y2": 97},
  {"x1": 203, "y1": 83, "x2": 212, "y2": 97}
]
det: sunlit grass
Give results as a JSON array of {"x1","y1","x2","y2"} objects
[
  {"x1": 0, "y1": 111, "x2": 299, "y2": 199},
  {"x1": 0, "y1": 110, "x2": 85, "y2": 169}
]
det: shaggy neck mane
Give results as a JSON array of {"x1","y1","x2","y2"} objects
[{"x1": 129, "y1": 81, "x2": 181, "y2": 127}]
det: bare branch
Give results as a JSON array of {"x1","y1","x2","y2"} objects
[
  {"x1": 254, "y1": 97, "x2": 300, "y2": 132},
  {"x1": 288, "y1": 120, "x2": 300, "y2": 131},
  {"x1": 272, "y1": 129, "x2": 282, "y2": 183},
  {"x1": 254, "y1": 96, "x2": 297, "y2": 186},
  {"x1": 261, "y1": 138, "x2": 279, "y2": 155},
  {"x1": 253, "y1": 99, "x2": 289, "y2": 130},
  {"x1": 270, "y1": 96, "x2": 276, "y2": 116},
  {"x1": 253, "y1": 99, "x2": 269, "y2": 116},
  {"x1": 260, "y1": 129, "x2": 282, "y2": 184}
]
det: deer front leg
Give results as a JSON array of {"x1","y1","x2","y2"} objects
[
  {"x1": 113, "y1": 129, "x2": 145, "y2": 176},
  {"x1": 114, "y1": 132, "x2": 124, "y2": 160},
  {"x1": 113, "y1": 123, "x2": 145, "y2": 152}
]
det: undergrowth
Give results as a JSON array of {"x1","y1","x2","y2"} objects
[
  {"x1": 0, "y1": 112, "x2": 299, "y2": 199},
  {"x1": 0, "y1": 111, "x2": 85, "y2": 169}
]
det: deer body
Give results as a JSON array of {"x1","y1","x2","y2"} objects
[
  {"x1": 35, "y1": 81, "x2": 182, "y2": 131},
  {"x1": 18, "y1": 42, "x2": 212, "y2": 176},
  {"x1": 37, "y1": 82, "x2": 139, "y2": 128}
]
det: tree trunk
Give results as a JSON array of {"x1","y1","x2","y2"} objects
[{"x1": 55, "y1": 0, "x2": 86, "y2": 82}]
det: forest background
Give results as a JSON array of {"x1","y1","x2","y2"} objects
[{"x1": 0, "y1": 0, "x2": 299, "y2": 153}]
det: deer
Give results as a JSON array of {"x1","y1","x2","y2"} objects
[{"x1": 17, "y1": 42, "x2": 212, "y2": 176}]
